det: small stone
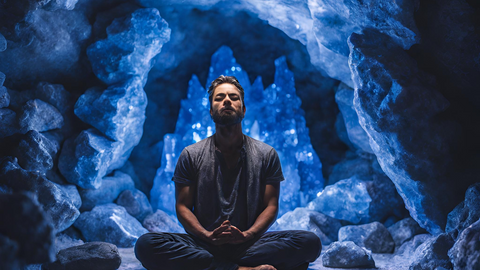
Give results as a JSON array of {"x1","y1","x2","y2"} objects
[
  {"x1": 79, "y1": 171, "x2": 135, "y2": 211},
  {"x1": 143, "y1": 209, "x2": 184, "y2": 234},
  {"x1": 0, "y1": 72, "x2": 5, "y2": 86},
  {"x1": 448, "y1": 218, "x2": 480, "y2": 270},
  {"x1": 322, "y1": 241, "x2": 375, "y2": 268},
  {"x1": 388, "y1": 217, "x2": 427, "y2": 248},
  {"x1": 74, "y1": 203, "x2": 148, "y2": 247},
  {"x1": 0, "y1": 33, "x2": 6, "y2": 52},
  {"x1": 409, "y1": 233, "x2": 454, "y2": 270},
  {"x1": 14, "y1": 130, "x2": 58, "y2": 173},
  {"x1": 35, "y1": 82, "x2": 72, "y2": 114},
  {"x1": 116, "y1": 189, "x2": 153, "y2": 222},
  {"x1": 43, "y1": 242, "x2": 121, "y2": 270},
  {"x1": 446, "y1": 183, "x2": 480, "y2": 239},
  {"x1": 270, "y1": 207, "x2": 341, "y2": 245},
  {"x1": 19, "y1": 99, "x2": 64, "y2": 133},
  {"x1": 339, "y1": 222, "x2": 395, "y2": 253},
  {"x1": 0, "y1": 86, "x2": 9, "y2": 108},
  {"x1": 57, "y1": 184, "x2": 82, "y2": 210}
]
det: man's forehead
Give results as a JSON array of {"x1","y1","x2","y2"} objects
[{"x1": 214, "y1": 83, "x2": 240, "y2": 95}]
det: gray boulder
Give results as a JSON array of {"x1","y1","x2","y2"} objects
[
  {"x1": 446, "y1": 183, "x2": 480, "y2": 240},
  {"x1": 339, "y1": 222, "x2": 395, "y2": 253},
  {"x1": 116, "y1": 189, "x2": 153, "y2": 222},
  {"x1": 43, "y1": 242, "x2": 121, "y2": 270},
  {"x1": 322, "y1": 241, "x2": 375, "y2": 268},
  {"x1": 409, "y1": 233, "x2": 454, "y2": 270},
  {"x1": 74, "y1": 203, "x2": 148, "y2": 247},
  {"x1": 19, "y1": 99, "x2": 64, "y2": 134},
  {"x1": 14, "y1": 130, "x2": 58, "y2": 173},
  {"x1": 143, "y1": 209, "x2": 184, "y2": 234},
  {"x1": 388, "y1": 217, "x2": 426, "y2": 248},
  {"x1": 448, "y1": 218, "x2": 480, "y2": 270}
]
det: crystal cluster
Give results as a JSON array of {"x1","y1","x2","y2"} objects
[{"x1": 151, "y1": 46, "x2": 324, "y2": 216}]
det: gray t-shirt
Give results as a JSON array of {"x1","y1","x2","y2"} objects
[{"x1": 172, "y1": 134, "x2": 284, "y2": 232}]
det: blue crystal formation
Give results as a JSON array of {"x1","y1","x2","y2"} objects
[
  {"x1": 270, "y1": 207, "x2": 341, "y2": 245},
  {"x1": 86, "y1": 8, "x2": 170, "y2": 85},
  {"x1": 307, "y1": 176, "x2": 371, "y2": 224},
  {"x1": 150, "y1": 46, "x2": 324, "y2": 216},
  {"x1": 74, "y1": 203, "x2": 148, "y2": 248},
  {"x1": 338, "y1": 222, "x2": 395, "y2": 253},
  {"x1": 348, "y1": 29, "x2": 456, "y2": 234},
  {"x1": 322, "y1": 241, "x2": 375, "y2": 268},
  {"x1": 0, "y1": 158, "x2": 80, "y2": 233},
  {"x1": 61, "y1": 8, "x2": 170, "y2": 190},
  {"x1": 78, "y1": 171, "x2": 135, "y2": 211}
]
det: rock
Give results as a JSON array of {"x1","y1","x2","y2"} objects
[
  {"x1": 86, "y1": 8, "x2": 171, "y2": 85},
  {"x1": 43, "y1": 242, "x2": 121, "y2": 270},
  {"x1": 19, "y1": 99, "x2": 64, "y2": 134},
  {"x1": 0, "y1": 8, "x2": 91, "y2": 89},
  {"x1": 0, "y1": 192, "x2": 55, "y2": 265},
  {"x1": 446, "y1": 183, "x2": 480, "y2": 239},
  {"x1": 307, "y1": 176, "x2": 371, "y2": 223},
  {"x1": 0, "y1": 158, "x2": 80, "y2": 233},
  {"x1": 74, "y1": 76, "x2": 147, "y2": 150},
  {"x1": 328, "y1": 154, "x2": 373, "y2": 185},
  {"x1": 0, "y1": 234, "x2": 21, "y2": 270},
  {"x1": 14, "y1": 130, "x2": 58, "y2": 173},
  {"x1": 348, "y1": 28, "x2": 458, "y2": 234},
  {"x1": 339, "y1": 222, "x2": 395, "y2": 253},
  {"x1": 142, "y1": 209, "x2": 184, "y2": 234},
  {"x1": 53, "y1": 233, "x2": 84, "y2": 254},
  {"x1": 0, "y1": 108, "x2": 19, "y2": 138},
  {"x1": 0, "y1": 33, "x2": 5, "y2": 52},
  {"x1": 388, "y1": 217, "x2": 426, "y2": 248},
  {"x1": 58, "y1": 129, "x2": 122, "y2": 189},
  {"x1": 322, "y1": 241, "x2": 375, "y2": 268},
  {"x1": 448, "y1": 218, "x2": 480, "y2": 270},
  {"x1": 35, "y1": 82, "x2": 72, "y2": 114},
  {"x1": 116, "y1": 189, "x2": 153, "y2": 222},
  {"x1": 270, "y1": 207, "x2": 341, "y2": 245},
  {"x1": 409, "y1": 233, "x2": 454, "y2": 270},
  {"x1": 74, "y1": 203, "x2": 148, "y2": 247},
  {"x1": 335, "y1": 83, "x2": 372, "y2": 153},
  {"x1": 0, "y1": 85, "x2": 8, "y2": 108},
  {"x1": 57, "y1": 184, "x2": 82, "y2": 210},
  {"x1": 79, "y1": 171, "x2": 135, "y2": 211}
]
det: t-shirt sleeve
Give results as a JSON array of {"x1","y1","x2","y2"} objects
[
  {"x1": 265, "y1": 148, "x2": 285, "y2": 184},
  {"x1": 171, "y1": 149, "x2": 195, "y2": 185}
]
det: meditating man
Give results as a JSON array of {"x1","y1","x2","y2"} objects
[{"x1": 135, "y1": 75, "x2": 321, "y2": 270}]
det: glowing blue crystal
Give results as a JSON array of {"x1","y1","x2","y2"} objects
[{"x1": 151, "y1": 46, "x2": 324, "y2": 216}]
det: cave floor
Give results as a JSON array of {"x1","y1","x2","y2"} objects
[{"x1": 118, "y1": 247, "x2": 406, "y2": 270}]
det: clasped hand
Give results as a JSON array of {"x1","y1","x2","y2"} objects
[{"x1": 204, "y1": 220, "x2": 254, "y2": 245}]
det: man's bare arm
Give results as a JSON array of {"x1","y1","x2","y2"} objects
[
  {"x1": 230, "y1": 183, "x2": 280, "y2": 243},
  {"x1": 175, "y1": 183, "x2": 231, "y2": 245}
]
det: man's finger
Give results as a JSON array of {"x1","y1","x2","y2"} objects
[{"x1": 212, "y1": 225, "x2": 230, "y2": 236}]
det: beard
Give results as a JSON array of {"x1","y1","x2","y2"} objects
[{"x1": 211, "y1": 108, "x2": 244, "y2": 126}]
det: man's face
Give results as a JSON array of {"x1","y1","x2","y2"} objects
[{"x1": 210, "y1": 83, "x2": 246, "y2": 126}]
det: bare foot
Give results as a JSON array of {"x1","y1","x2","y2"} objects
[{"x1": 238, "y1": 265, "x2": 277, "y2": 270}]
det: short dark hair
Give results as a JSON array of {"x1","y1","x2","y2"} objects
[{"x1": 208, "y1": 75, "x2": 245, "y2": 109}]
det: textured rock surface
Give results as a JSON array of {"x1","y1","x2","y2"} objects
[
  {"x1": 79, "y1": 171, "x2": 135, "y2": 211},
  {"x1": 349, "y1": 29, "x2": 457, "y2": 234},
  {"x1": 0, "y1": 158, "x2": 79, "y2": 233},
  {"x1": 307, "y1": 177, "x2": 371, "y2": 223},
  {"x1": 446, "y1": 183, "x2": 480, "y2": 239},
  {"x1": 53, "y1": 233, "x2": 84, "y2": 254},
  {"x1": 449, "y1": 219, "x2": 480, "y2": 270},
  {"x1": 388, "y1": 217, "x2": 426, "y2": 248},
  {"x1": 86, "y1": 8, "x2": 170, "y2": 85},
  {"x1": 0, "y1": 85, "x2": 8, "y2": 108},
  {"x1": 0, "y1": 108, "x2": 19, "y2": 138},
  {"x1": 14, "y1": 130, "x2": 58, "y2": 173},
  {"x1": 339, "y1": 222, "x2": 395, "y2": 253},
  {"x1": 322, "y1": 241, "x2": 375, "y2": 268},
  {"x1": 0, "y1": 192, "x2": 55, "y2": 265},
  {"x1": 19, "y1": 99, "x2": 64, "y2": 134},
  {"x1": 116, "y1": 189, "x2": 153, "y2": 222},
  {"x1": 270, "y1": 207, "x2": 342, "y2": 245},
  {"x1": 142, "y1": 209, "x2": 184, "y2": 233},
  {"x1": 409, "y1": 233, "x2": 454, "y2": 270},
  {"x1": 74, "y1": 203, "x2": 148, "y2": 247},
  {"x1": 43, "y1": 242, "x2": 121, "y2": 270}
]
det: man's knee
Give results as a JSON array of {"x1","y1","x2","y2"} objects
[
  {"x1": 293, "y1": 231, "x2": 322, "y2": 261},
  {"x1": 134, "y1": 233, "x2": 156, "y2": 262}
]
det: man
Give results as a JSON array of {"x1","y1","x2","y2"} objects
[{"x1": 135, "y1": 75, "x2": 321, "y2": 270}]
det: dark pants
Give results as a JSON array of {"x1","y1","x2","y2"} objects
[{"x1": 135, "y1": 230, "x2": 321, "y2": 270}]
